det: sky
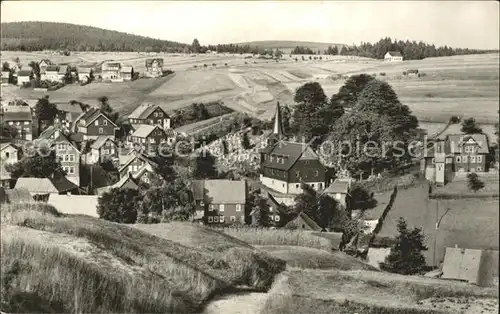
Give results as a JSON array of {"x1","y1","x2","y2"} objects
[{"x1": 1, "y1": 1, "x2": 499, "y2": 49}]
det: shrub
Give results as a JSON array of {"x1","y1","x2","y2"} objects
[
  {"x1": 467, "y1": 173, "x2": 485, "y2": 192},
  {"x1": 379, "y1": 72, "x2": 386, "y2": 76},
  {"x1": 424, "y1": 92, "x2": 433, "y2": 98},
  {"x1": 212, "y1": 63, "x2": 216, "y2": 67},
  {"x1": 449, "y1": 115, "x2": 460, "y2": 124},
  {"x1": 193, "y1": 65, "x2": 197, "y2": 68},
  {"x1": 203, "y1": 64, "x2": 207, "y2": 68},
  {"x1": 245, "y1": 62, "x2": 248, "y2": 65},
  {"x1": 224, "y1": 63, "x2": 228, "y2": 66},
  {"x1": 402, "y1": 71, "x2": 407, "y2": 76}
]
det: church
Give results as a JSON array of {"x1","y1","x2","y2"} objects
[{"x1": 259, "y1": 102, "x2": 331, "y2": 195}]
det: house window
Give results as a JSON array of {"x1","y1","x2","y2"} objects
[
  {"x1": 240, "y1": 216, "x2": 245, "y2": 223},
  {"x1": 431, "y1": 158, "x2": 435, "y2": 164},
  {"x1": 103, "y1": 120, "x2": 108, "y2": 126},
  {"x1": 477, "y1": 166, "x2": 482, "y2": 172},
  {"x1": 470, "y1": 156, "x2": 476, "y2": 163},
  {"x1": 208, "y1": 216, "x2": 213, "y2": 223},
  {"x1": 220, "y1": 216, "x2": 225, "y2": 223},
  {"x1": 477, "y1": 155, "x2": 482, "y2": 163},
  {"x1": 154, "y1": 112, "x2": 158, "y2": 117},
  {"x1": 200, "y1": 201, "x2": 204, "y2": 206},
  {"x1": 462, "y1": 155, "x2": 468, "y2": 163},
  {"x1": 99, "y1": 128, "x2": 104, "y2": 134},
  {"x1": 158, "y1": 112, "x2": 163, "y2": 117},
  {"x1": 269, "y1": 206, "x2": 273, "y2": 212},
  {"x1": 230, "y1": 216, "x2": 236, "y2": 222},
  {"x1": 336, "y1": 193, "x2": 341, "y2": 200},
  {"x1": 456, "y1": 156, "x2": 461, "y2": 163},
  {"x1": 214, "y1": 216, "x2": 219, "y2": 223},
  {"x1": 236, "y1": 204, "x2": 242, "y2": 212},
  {"x1": 69, "y1": 167, "x2": 75, "y2": 174},
  {"x1": 95, "y1": 120, "x2": 99, "y2": 126},
  {"x1": 219, "y1": 204, "x2": 225, "y2": 212},
  {"x1": 296, "y1": 184, "x2": 299, "y2": 189},
  {"x1": 69, "y1": 155, "x2": 74, "y2": 162},
  {"x1": 210, "y1": 204, "x2": 216, "y2": 211},
  {"x1": 318, "y1": 183, "x2": 322, "y2": 189},
  {"x1": 24, "y1": 121, "x2": 29, "y2": 125},
  {"x1": 64, "y1": 155, "x2": 69, "y2": 161},
  {"x1": 315, "y1": 170, "x2": 319, "y2": 177},
  {"x1": 150, "y1": 119, "x2": 154, "y2": 124},
  {"x1": 311, "y1": 184, "x2": 315, "y2": 188},
  {"x1": 275, "y1": 215, "x2": 280, "y2": 222}
]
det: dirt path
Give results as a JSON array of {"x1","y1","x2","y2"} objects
[{"x1": 202, "y1": 292, "x2": 268, "y2": 314}]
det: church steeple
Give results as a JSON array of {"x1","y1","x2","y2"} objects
[{"x1": 273, "y1": 101, "x2": 284, "y2": 137}]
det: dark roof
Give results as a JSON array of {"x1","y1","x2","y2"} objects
[
  {"x1": 74, "y1": 108, "x2": 117, "y2": 128},
  {"x1": 323, "y1": 180, "x2": 350, "y2": 195},
  {"x1": 45, "y1": 65, "x2": 59, "y2": 72},
  {"x1": 55, "y1": 102, "x2": 85, "y2": 113},
  {"x1": 51, "y1": 176, "x2": 80, "y2": 193},
  {"x1": 284, "y1": 212, "x2": 323, "y2": 231},
  {"x1": 14, "y1": 177, "x2": 78, "y2": 194},
  {"x1": 118, "y1": 151, "x2": 158, "y2": 173},
  {"x1": 425, "y1": 134, "x2": 489, "y2": 157},
  {"x1": 261, "y1": 141, "x2": 321, "y2": 171},
  {"x1": 1, "y1": 109, "x2": 32, "y2": 122},
  {"x1": 91, "y1": 136, "x2": 116, "y2": 149},
  {"x1": 17, "y1": 70, "x2": 32, "y2": 76},
  {"x1": 145, "y1": 58, "x2": 164, "y2": 67},
  {"x1": 387, "y1": 51, "x2": 403, "y2": 57},
  {"x1": 266, "y1": 192, "x2": 287, "y2": 214},
  {"x1": 39, "y1": 59, "x2": 52, "y2": 65},
  {"x1": 192, "y1": 179, "x2": 246, "y2": 204},
  {"x1": 77, "y1": 67, "x2": 93, "y2": 73}
]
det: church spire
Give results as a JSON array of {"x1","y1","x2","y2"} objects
[{"x1": 273, "y1": 101, "x2": 284, "y2": 137}]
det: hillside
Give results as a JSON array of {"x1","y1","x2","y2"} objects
[
  {"x1": 0, "y1": 203, "x2": 285, "y2": 313},
  {"x1": 1, "y1": 21, "x2": 189, "y2": 52},
  {"x1": 235, "y1": 40, "x2": 345, "y2": 51}
]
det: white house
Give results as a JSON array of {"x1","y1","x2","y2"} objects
[
  {"x1": 384, "y1": 51, "x2": 403, "y2": 62},
  {"x1": 0, "y1": 143, "x2": 21, "y2": 165}
]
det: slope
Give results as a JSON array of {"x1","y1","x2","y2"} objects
[
  {"x1": 1, "y1": 21, "x2": 189, "y2": 52},
  {"x1": 234, "y1": 40, "x2": 345, "y2": 51},
  {"x1": 0, "y1": 203, "x2": 286, "y2": 313}
]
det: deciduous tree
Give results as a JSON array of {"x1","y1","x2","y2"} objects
[
  {"x1": 34, "y1": 95, "x2": 59, "y2": 131},
  {"x1": 6, "y1": 149, "x2": 66, "y2": 179},
  {"x1": 467, "y1": 172, "x2": 485, "y2": 192},
  {"x1": 461, "y1": 117, "x2": 483, "y2": 134},
  {"x1": 97, "y1": 188, "x2": 140, "y2": 223}
]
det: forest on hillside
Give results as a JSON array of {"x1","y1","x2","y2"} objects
[
  {"x1": 1, "y1": 22, "x2": 190, "y2": 52},
  {"x1": 323, "y1": 37, "x2": 497, "y2": 60}
]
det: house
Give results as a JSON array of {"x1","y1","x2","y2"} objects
[
  {"x1": 39, "y1": 59, "x2": 52, "y2": 73},
  {"x1": 120, "y1": 66, "x2": 134, "y2": 81},
  {"x1": 250, "y1": 192, "x2": 288, "y2": 226},
  {"x1": 0, "y1": 106, "x2": 33, "y2": 141},
  {"x1": 72, "y1": 107, "x2": 118, "y2": 140},
  {"x1": 118, "y1": 150, "x2": 158, "y2": 178},
  {"x1": 39, "y1": 127, "x2": 82, "y2": 186},
  {"x1": 192, "y1": 179, "x2": 247, "y2": 225},
  {"x1": 259, "y1": 102, "x2": 330, "y2": 194},
  {"x1": 0, "y1": 163, "x2": 13, "y2": 188},
  {"x1": 145, "y1": 58, "x2": 164, "y2": 77},
  {"x1": 57, "y1": 65, "x2": 69, "y2": 83},
  {"x1": 77, "y1": 66, "x2": 93, "y2": 82},
  {"x1": 1, "y1": 70, "x2": 10, "y2": 85},
  {"x1": 96, "y1": 171, "x2": 140, "y2": 195},
  {"x1": 42, "y1": 65, "x2": 60, "y2": 81},
  {"x1": 86, "y1": 136, "x2": 118, "y2": 165},
  {"x1": 17, "y1": 69, "x2": 33, "y2": 86},
  {"x1": 322, "y1": 179, "x2": 351, "y2": 210},
  {"x1": 0, "y1": 187, "x2": 33, "y2": 204},
  {"x1": 54, "y1": 101, "x2": 85, "y2": 129},
  {"x1": 14, "y1": 177, "x2": 80, "y2": 199},
  {"x1": 0, "y1": 143, "x2": 21, "y2": 165},
  {"x1": 422, "y1": 134, "x2": 490, "y2": 185},
  {"x1": 48, "y1": 194, "x2": 99, "y2": 217},
  {"x1": 101, "y1": 62, "x2": 122, "y2": 82},
  {"x1": 128, "y1": 103, "x2": 171, "y2": 130},
  {"x1": 441, "y1": 247, "x2": 498, "y2": 287},
  {"x1": 127, "y1": 125, "x2": 175, "y2": 153},
  {"x1": 384, "y1": 51, "x2": 403, "y2": 62},
  {"x1": 284, "y1": 212, "x2": 324, "y2": 231}
]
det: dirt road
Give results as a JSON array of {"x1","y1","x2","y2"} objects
[{"x1": 202, "y1": 292, "x2": 268, "y2": 314}]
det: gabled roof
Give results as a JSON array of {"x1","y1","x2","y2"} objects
[
  {"x1": 128, "y1": 103, "x2": 169, "y2": 119},
  {"x1": 1, "y1": 106, "x2": 32, "y2": 121},
  {"x1": 284, "y1": 212, "x2": 323, "y2": 231},
  {"x1": 97, "y1": 172, "x2": 140, "y2": 195},
  {"x1": 118, "y1": 151, "x2": 158, "y2": 173},
  {"x1": 323, "y1": 180, "x2": 350, "y2": 195},
  {"x1": 386, "y1": 51, "x2": 402, "y2": 57},
  {"x1": 441, "y1": 247, "x2": 485, "y2": 285},
  {"x1": 18, "y1": 69, "x2": 32, "y2": 76},
  {"x1": 102, "y1": 62, "x2": 121, "y2": 70},
  {"x1": 39, "y1": 59, "x2": 52, "y2": 65},
  {"x1": 77, "y1": 67, "x2": 93, "y2": 73},
  {"x1": 131, "y1": 125, "x2": 163, "y2": 138},
  {"x1": 121, "y1": 66, "x2": 133, "y2": 73},
  {"x1": 145, "y1": 58, "x2": 164, "y2": 67},
  {"x1": 48, "y1": 194, "x2": 99, "y2": 217},
  {"x1": 266, "y1": 192, "x2": 288, "y2": 214},
  {"x1": 91, "y1": 136, "x2": 116, "y2": 150},
  {"x1": 192, "y1": 179, "x2": 246, "y2": 204},
  {"x1": 447, "y1": 134, "x2": 489, "y2": 154},
  {"x1": 0, "y1": 143, "x2": 19, "y2": 152},
  {"x1": 55, "y1": 102, "x2": 85, "y2": 113},
  {"x1": 261, "y1": 141, "x2": 321, "y2": 171},
  {"x1": 74, "y1": 108, "x2": 117, "y2": 128},
  {"x1": 14, "y1": 177, "x2": 78, "y2": 194},
  {"x1": 58, "y1": 65, "x2": 68, "y2": 74}
]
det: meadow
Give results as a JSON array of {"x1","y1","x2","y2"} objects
[
  {"x1": 1, "y1": 51, "x2": 498, "y2": 134},
  {"x1": 0, "y1": 203, "x2": 285, "y2": 313}
]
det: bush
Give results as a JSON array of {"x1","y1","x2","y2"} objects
[
  {"x1": 224, "y1": 63, "x2": 228, "y2": 66},
  {"x1": 402, "y1": 71, "x2": 407, "y2": 76},
  {"x1": 212, "y1": 63, "x2": 216, "y2": 67},
  {"x1": 379, "y1": 72, "x2": 386, "y2": 76},
  {"x1": 245, "y1": 62, "x2": 248, "y2": 64},
  {"x1": 449, "y1": 115, "x2": 460, "y2": 124},
  {"x1": 467, "y1": 173, "x2": 485, "y2": 192},
  {"x1": 424, "y1": 92, "x2": 433, "y2": 98},
  {"x1": 193, "y1": 65, "x2": 197, "y2": 68},
  {"x1": 203, "y1": 64, "x2": 207, "y2": 68}
]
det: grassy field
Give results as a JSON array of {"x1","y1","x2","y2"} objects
[
  {"x1": 366, "y1": 183, "x2": 500, "y2": 266},
  {"x1": 1, "y1": 52, "x2": 498, "y2": 131},
  {"x1": 262, "y1": 269, "x2": 498, "y2": 314},
  {"x1": 0, "y1": 203, "x2": 285, "y2": 313}
]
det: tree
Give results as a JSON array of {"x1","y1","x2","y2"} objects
[
  {"x1": 380, "y1": 218, "x2": 428, "y2": 275},
  {"x1": 191, "y1": 150, "x2": 218, "y2": 179},
  {"x1": 293, "y1": 184, "x2": 338, "y2": 229},
  {"x1": 98, "y1": 96, "x2": 119, "y2": 122},
  {"x1": 192, "y1": 38, "x2": 201, "y2": 53},
  {"x1": 6, "y1": 149, "x2": 66, "y2": 179},
  {"x1": 331, "y1": 74, "x2": 375, "y2": 108},
  {"x1": 1, "y1": 123, "x2": 18, "y2": 139},
  {"x1": 467, "y1": 173, "x2": 485, "y2": 192},
  {"x1": 2, "y1": 62, "x2": 10, "y2": 71},
  {"x1": 241, "y1": 132, "x2": 251, "y2": 150},
  {"x1": 97, "y1": 188, "x2": 140, "y2": 223},
  {"x1": 461, "y1": 117, "x2": 483, "y2": 134},
  {"x1": 350, "y1": 183, "x2": 377, "y2": 210},
  {"x1": 28, "y1": 61, "x2": 40, "y2": 79},
  {"x1": 34, "y1": 95, "x2": 59, "y2": 131},
  {"x1": 250, "y1": 192, "x2": 271, "y2": 227}
]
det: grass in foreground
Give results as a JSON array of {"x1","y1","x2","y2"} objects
[
  {"x1": 220, "y1": 227, "x2": 333, "y2": 251},
  {"x1": 0, "y1": 203, "x2": 285, "y2": 313},
  {"x1": 256, "y1": 245, "x2": 377, "y2": 271},
  {"x1": 261, "y1": 269, "x2": 499, "y2": 314}
]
